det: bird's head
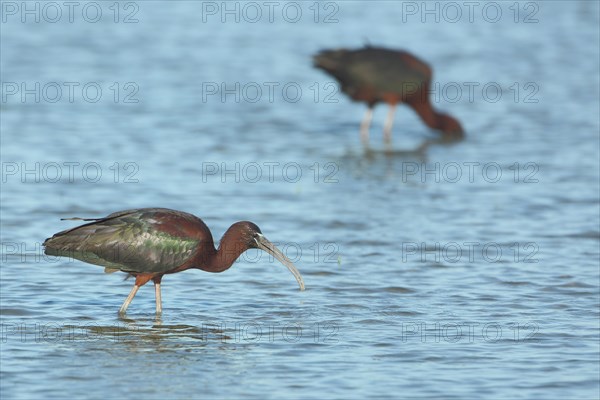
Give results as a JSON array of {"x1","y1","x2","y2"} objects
[
  {"x1": 224, "y1": 221, "x2": 305, "y2": 291},
  {"x1": 437, "y1": 113, "x2": 465, "y2": 140}
]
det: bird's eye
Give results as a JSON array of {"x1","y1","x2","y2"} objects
[{"x1": 252, "y1": 232, "x2": 264, "y2": 246}]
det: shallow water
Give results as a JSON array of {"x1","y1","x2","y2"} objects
[{"x1": 1, "y1": 1, "x2": 599, "y2": 399}]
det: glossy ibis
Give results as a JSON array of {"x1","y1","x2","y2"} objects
[
  {"x1": 44, "y1": 208, "x2": 305, "y2": 315},
  {"x1": 313, "y1": 46, "x2": 464, "y2": 145}
]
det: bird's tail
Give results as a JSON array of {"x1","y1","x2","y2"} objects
[{"x1": 60, "y1": 217, "x2": 101, "y2": 221}]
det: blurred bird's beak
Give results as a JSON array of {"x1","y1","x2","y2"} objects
[{"x1": 256, "y1": 235, "x2": 305, "y2": 291}]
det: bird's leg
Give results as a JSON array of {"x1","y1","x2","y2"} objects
[
  {"x1": 153, "y1": 276, "x2": 163, "y2": 315},
  {"x1": 383, "y1": 104, "x2": 397, "y2": 146},
  {"x1": 119, "y1": 284, "x2": 139, "y2": 315},
  {"x1": 360, "y1": 106, "x2": 374, "y2": 147},
  {"x1": 118, "y1": 274, "x2": 154, "y2": 315}
]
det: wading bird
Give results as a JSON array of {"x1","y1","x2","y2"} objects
[
  {"x1": 44, "y1": 208, "x2": 305, "y2": 315},
  {"x1": 313, "y1": 46, "x2": 464, "y2": 146}
]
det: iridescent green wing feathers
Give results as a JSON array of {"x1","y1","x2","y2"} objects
[
  {"x1": 315, "y1": 47, "x2": 432, "y2": 100},
  {"x1": 44, "y1": 208, "x2": 202, "y2": 274},
  {"x1": 344, "y1": 49, "x2": 431, "y2": 94}
]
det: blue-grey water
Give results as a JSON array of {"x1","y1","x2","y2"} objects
[{"x1": 1, "y1": 1, "x2": 599, "y2": 399}]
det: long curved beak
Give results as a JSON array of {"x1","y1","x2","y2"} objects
[{"x1": 256, "y1": 235, "x2": 305, "y2": 291}]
